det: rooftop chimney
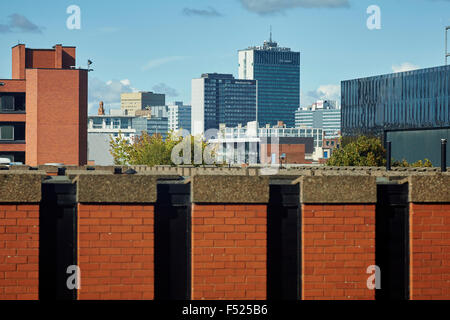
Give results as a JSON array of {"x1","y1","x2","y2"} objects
[{"x1": 98, "y1": 101, "x2": 105, "y2": 115}]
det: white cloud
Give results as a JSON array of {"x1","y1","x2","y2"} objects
[
  {"x1": 142, "y1": 56, "x2": 187, "y2": 71},
  {"x1": 0, "y1": 13, "x2": 43, "y2": 33},
  {"x1": 307, "y1": 84, "x2": 340, "y2": 100},
  {"x1": 152, "y1": 83, "x2": 179, "y2": 97},
  {"x1": 239, "y1": 0, "x2": 350, "y2": 14},
  {"x1": 88, "y1": 77, "x2": 138, "y2": 114},
  {"x1": 392, "y1": 62, "x2": 420, "y2": 73},
  {"x1": 182, "y1": 7, "x2": 223, "y2": 17},
  {"x1": 303, "y1": 84, "x2": 340, "y2": 107}
]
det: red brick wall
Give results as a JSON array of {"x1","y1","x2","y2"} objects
[
  {"x1": 0, "y1": 79, "x2": 26, "y2": 92},
  {"x1": 26, "y1": 49, "x2": 55, "y2": 69},
  {"x1": 77, "y1": 204, "x2": 154, "y2": 300},
  {"x1": 302, "y1": 204, "x2": 375, "y2": 300},
  {"x1": 12, "y1": 45, "x2": 26, "y2": 80},
  {"x1": 25, "y1": 68, "x2": 88, "y2": 166},
  {"x1": 0, "y1": 204, "x2": 39, "y2": 300},
  {"x1": 191, "y1": 204, "x2": 267, "y2": 300},
  {"x1": 410, "y1": 203, "x2": 450, "y2": 300},
  {"x1": 262, "y1": 144, "x2": 306, "y2": 164}
]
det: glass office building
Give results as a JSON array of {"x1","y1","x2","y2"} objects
[
  {"x1": 191, "y1": 73, "x2": 257, "y2": 134},
  {"x1": 239, "y1": 38, "x2": 300, "y2": 128},
  {"x1": 295, "y1": 107, "x2": 341, "y2": 137},
  {"x1": 133, "y1": 116, "x2": 169, "y2": 139},
  {"x1": 341, "y1": 65, "x2": 450, "y2": 137},
  {"x1": 168, "y1": 102, "x2": 191, "y2": 133}
]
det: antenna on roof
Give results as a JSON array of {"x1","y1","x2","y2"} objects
[{"x1": 269, "y1": 25, "x2": 272, "y2": 42}]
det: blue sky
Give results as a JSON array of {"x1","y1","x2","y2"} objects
[{"x1": 0, "y1": 0, "x2": 449, "y2": 114}]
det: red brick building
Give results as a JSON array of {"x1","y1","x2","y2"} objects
[
  {"x1": 0, "y1": 44, "x2": 88, "y2": 165},
  {"x1": 261, "y1": 137, "x2": 314, "y2": 164}
]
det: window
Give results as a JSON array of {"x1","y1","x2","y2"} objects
[
  {"x1": 93, "y1": 118, "x2": 103, "y2": 129},
  {"x1": 113, "y1": 119, "x2": 120, "y2": 129},
  {"x1": 0, "y1": 93, "x2": 25, "y2": 112},
  {"x1": 121, "y1": 119, "x2": 129, "y2": 129},
  {"x1": 0, "y1": 96, "x2": 14, "y2": 111},
  {"x1": 0, "y1": 126, "x2": 14, "y2": 140}
]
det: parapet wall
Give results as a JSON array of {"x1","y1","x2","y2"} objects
[{"x1": 0, "y1": 166, "x2": 449, "y2": 300}]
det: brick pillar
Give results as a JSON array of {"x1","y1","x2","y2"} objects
[
  {"x1": 0, "y1": 172, "x2": 43, "y2": 300},
  {"x1": 300, "y1": 176, "x2": 377, "y2": 300},
  {"x1": 76, "y1": 174, "x2": 157, "y2": 300},
  {"x1": 191, "y1": 175, "x2": 269, "y2": 300},
  {"x1": 409, "y1": 175, "x2": 450, "y2": 300}
]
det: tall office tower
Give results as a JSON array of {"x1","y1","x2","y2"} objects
[
  {"x1": 238, "y1": 35, "x2": 300, "y2": 127},
  {"x1": 191, "y1": 73, "x2": 257, "y2": 135},
  {"x1": 121, "y1": 91, "x2": 165, "y2": 116},
  {"x1": 168, "y1": 102, "x2": 191, "y2": 133}
]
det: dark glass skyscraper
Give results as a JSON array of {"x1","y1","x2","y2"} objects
[
  {"x1": 239, "y1": 37, "x2": 300, "y2": 127},
  {"x1": 191, "y1": 73, "x2": 257, "y2": 135},
  {"x1": 341, "y1": 65, "x2": 450, "y2": 137}
]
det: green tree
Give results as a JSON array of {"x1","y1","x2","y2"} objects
[
  {"x1": 109, "y1": 131, "x2": 215, "y2": 166},
  {"x1": 392, "y1": 158, "x2": 433, "y2": 168},
  {"x1": 326, "y1": 136, "x2": 386, "y2": 166},
  {"x1": 109, "y1": 131, "x2": 133, "y2": 165}
]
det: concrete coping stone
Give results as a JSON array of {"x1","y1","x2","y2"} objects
[
  {"x1": 295, "y1": 175, "x2": 377, "y2": 204},
  {"x1": 75, "y1": 174, "x2": 159, "y2": 203},
  {"x1": 190, "y1": 175, "x2": 270, "y2": 204},
  {"x1": 0, "y1": 171, "x2": 46, "y2": 202},
  {"x1": 408, "y1": 174, "x2": 450, "y2": 203}
]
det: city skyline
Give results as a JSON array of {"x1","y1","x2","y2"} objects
[{"x1": 0, "y1": 0, "x2": 449, "y2": 115}]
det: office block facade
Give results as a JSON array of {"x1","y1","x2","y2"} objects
[
  {"x1": 121, "y1": 91, "x2": 165, "y2": 116},
  {"x1": 191, "y1": 73, "x2": 256, "y2": 135},
  {"x1": 0, "y1": 44, "x2": 87, "y2": 165},
  {"x1": 133, "y1": 116, "x2": 168, "y2": 139},
  {"x1": 168, "y1": 102, "x2": 191, "y2": 133},
  {"x1": 295, "y1": 105, "x2": 341, "y2": 137},
  {"x1": 341, "y1": 65, "x2": 450, "y2": 137},
  {"x1": 239, "y1": 38, "x2": 300, "y2": 127}
]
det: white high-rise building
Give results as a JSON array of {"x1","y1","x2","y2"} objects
[{"x1": 168, "y1": 102, "x2": 191, "y2": 133}]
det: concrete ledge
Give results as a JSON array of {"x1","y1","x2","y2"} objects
[
  {"x1": 0, "y1": 172, "x2": 45, "y2": 202},
  {"x1": 409, "y1": 174, "x2": 450, "y2": 203},
  {"x1": 76, "y1": 174, "x2": 158, "y2": 203},
  {"x1": 191, "y1": 175, "x2": 269, "y2": 203},
  {"x1": 299, "y1": 175, "x2": 377, "y2": 204}
]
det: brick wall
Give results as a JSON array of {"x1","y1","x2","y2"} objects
[
  {"x1": 0, "y1": 204, "x2": 39, "y2": 300},
  {"x1": 77, "y1": 204, "x2": 154, "y2": 300},
  {"x1": 410, "y1": 203, "x2": 450, "y2": 300},
  {"x1": 191, "y1": 204, "x2": 267, "y2": 300},
  {"x1": 302, "y1": 204, "x2": 376, "y2": 300},
  {"x1": 26, "y1": 68, "x2": 88, "y2": 166}
]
